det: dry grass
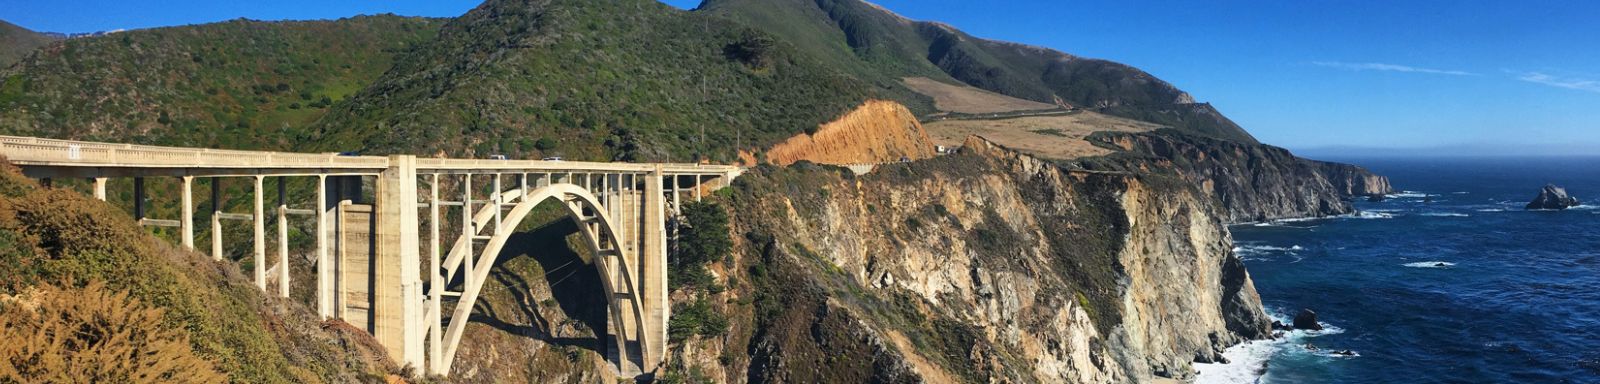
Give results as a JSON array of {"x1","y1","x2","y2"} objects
[
  {"x1": 902, "y1": 77, "x2": 1057, "y2": 114},
  {"x1": 0, "y1": 281, "x2": 225, "y2": 383},
  {"x1": 924, "y1": 111, "x2": 1164, "y2": 160}
]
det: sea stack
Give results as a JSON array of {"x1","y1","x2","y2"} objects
[
  {"x1": 1293, "y1": 308, "x2": 1323, "y2": 331},
  {"x1": 1526, "y1": 184, "x2": 1580, "y2": 210}
]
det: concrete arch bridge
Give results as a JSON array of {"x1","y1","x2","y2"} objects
[{"x1": 0, "y1": 135, "x2": 741, "y2": 377}]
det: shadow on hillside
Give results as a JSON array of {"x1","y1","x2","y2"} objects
[{"x1": 464, "y1": 218, "x2": 608, "y2": 354}]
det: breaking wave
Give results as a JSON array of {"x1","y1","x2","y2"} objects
[{"x1": 1404, "y1": 261, "x2": 1456, "y2": 268}]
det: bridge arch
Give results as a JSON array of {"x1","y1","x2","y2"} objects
[{"x1": 437, "y1": 182, "x2": 654, "y2": 374}]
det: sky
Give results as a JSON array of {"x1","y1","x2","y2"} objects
[{"x1": 3, "y1": 0, "x2": 1598, "y2": 156}]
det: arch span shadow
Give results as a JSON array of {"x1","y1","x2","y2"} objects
[{"x1": 464, "y1": 217, "x2": 609, "y2": 354}]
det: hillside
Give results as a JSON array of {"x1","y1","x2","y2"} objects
[
  {"x1": 0, "y1": 160, "x2": 398, "y2": 383},
  {"x1": 0, "y1": 15, "x2": 443, "y2": 150},
  {"x1": 0, "y1": 20, "x2": 60, "y2": 68},
  {"x1": 306, "y1": 0, "x2": 913, "y2": 163},
  {"x1": 699, "y1": 0, "x2": 1259, "y2": 143}
]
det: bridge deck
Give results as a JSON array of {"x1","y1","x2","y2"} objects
[{"x1": 0, "y1": 135, "x2": 739, "y2": 177}]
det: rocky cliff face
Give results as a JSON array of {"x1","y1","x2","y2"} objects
[
  {"x1": 1309, "y1": 160, "x2": 1394, "y2": 197},
  {"x1": 765, "y1": 100, "x2": 937, "y2": 166},
  {"x1": 1079, "y1": 130, "x2": 1393, "y2": 223},
  {"x1": 679, "y1": 136, "x2": 1271, "y2": 383}
]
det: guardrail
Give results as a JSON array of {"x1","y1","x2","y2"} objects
[
  {"x1": 0, "y1": 135, "x2": 740, "y2": 176},
  {"x1": 0, "y1": 136, "x2": 390, "y2": 169}
]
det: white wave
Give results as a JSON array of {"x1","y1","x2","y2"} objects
[
  {"x1": 1234, "y1": 244, "x2": 1303, "y2": 253},
  {"x1": 1570, "y1": 205, "x2": 1597, "y2": 211},
  {"x1": 1388, "y1": 191, "x2": 1434, "y2": 198},
  {"x1": 1194, "y1": 339, "x2": 1278, "y2": 384},
  {"x1": 1475, "y1": 208, "x2": 1505, "y2": 212},
  {"x1": 1196, "y1": 311, "x2": 1349, "y2": 383},
  {"x1": 1346, "y1": 211, "x2": 1394, "y2": 219},
  {"x1": 1404, "y1": 261, "x2": 1456, "y2": 268},
  {"x1": 1418, "y1": 212, "x2": 1469, "y2": 217}
]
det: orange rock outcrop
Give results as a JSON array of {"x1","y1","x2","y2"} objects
[{"x1": 765, "y1": 100, "x2": 936, "y2": 165}]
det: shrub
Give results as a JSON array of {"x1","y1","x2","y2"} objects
[
  {"x1": 667, "y1": 298, "x2": 728, "y2": 342},
  {"x1": 534, "y1": 137, "x2": 557, "y2": 151},
  {"x1": 671, "y1": 201, "x2": 731, "y2": 290},
  {"x1": 0, "y1": 281, "x2": 225, "y2": 383}
]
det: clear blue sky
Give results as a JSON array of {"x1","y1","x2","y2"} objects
[{"x1": 4, "y1": 0, "x2": 1598, "y2": 155}]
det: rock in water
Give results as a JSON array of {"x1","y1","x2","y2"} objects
[
  {"x1": 1526, "y1": 184, "x2": 1581, "y2": 210},
  {"x1": 1293, "y1": 308, "x2": 1323, "y2": 330}
]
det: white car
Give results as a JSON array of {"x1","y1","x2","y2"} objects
[{"x1": 542, "y1": 156, "x2": 563, "y2": 161}]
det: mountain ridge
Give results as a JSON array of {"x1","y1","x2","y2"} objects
[
  {"x1": 698, "y1": 0, "x2": 1259, "y2": 143},
  {"x1": 0, "y1": 20, "x2": 63, "y2": 68}
]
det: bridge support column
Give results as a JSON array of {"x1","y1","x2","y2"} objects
[
  {"x1": 133, "y1": 177, "x2": 145, "y2": 221},
  {"x1": 253, "y1": 175, "x2": 266, "y2": 291},
  {"x1": 181, "y1": 176, "x2": 194, "y2": 249},
  {"x1": 93, "y1": 177, "x2": 107, "y2": 201},
  {"x1": 212, "y1": 178, "x2": 223, "y2": 261},
  {"x1": 373, "y1": 155, "x2": 424, "y2": 370},
  {"x1": 317, "y1": 175, "x2": 332, "y2": 318},
  {"x1": 426, "y1": 174, "x2": 444, "y2": 375},
  {"x1": 640, "y1": 167, "x2": 668, "y2": 371},
  {"x1": 277, "y1": 179, "x2": 290, "y2": 298}
]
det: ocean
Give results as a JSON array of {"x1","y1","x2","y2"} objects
[{"x1": 1195, "y1": 156, "x2": 1600, "y2": 383}]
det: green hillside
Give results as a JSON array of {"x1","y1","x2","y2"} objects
[
  {"x1": 0, "y1": 161, "x2": 399, "y2": 383},
  {"x1": 310, "y1": 0, "x2": 888, "y2": 162},
  {"x1": 0, "y1": 15, "x2": 443, "y2": 150},
  {"x1": 700, "y1": 0, "x2": 1259, "y2": 143},
  {"x1": 0, "y1": 20, "x2": 61, "y2": 69}
]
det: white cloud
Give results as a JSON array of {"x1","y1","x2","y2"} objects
[
  {"x1": 1515, "y1": 71, "x2": 1600, "y2": 93},
  {"x1": 1312, "y1": 61, "x2": 1478, "y2": 76}
]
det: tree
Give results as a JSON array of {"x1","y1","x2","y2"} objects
[
  {"x1": 671, "y1": 201, "x2": 730, "y2": 289},
  {"x1": 534, "y1": 136, "x2": 557, "y2": 151}
]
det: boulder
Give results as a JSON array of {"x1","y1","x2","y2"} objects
[
  {"x1": 1293, "y1": 308, "x2": 1323, "y2": 330},
  {"x1": 1526, "y1": 184, "x2": 1580, "y2": 210}
]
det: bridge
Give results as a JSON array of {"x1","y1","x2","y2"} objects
[{"x1": 0, "y1": 135, "x2": 741, "y2": 377}]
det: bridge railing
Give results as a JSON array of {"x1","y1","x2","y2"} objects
[
  {"x1": 0, "y1": 135, "x2": 738, "y2": 176},
  {"x1": 0, "y1": 135, "x2": 388, "y2": 169}
]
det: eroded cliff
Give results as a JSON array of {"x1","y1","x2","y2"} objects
[
  {"x1": 1079, "y1": 130, "x2": 1393, "y2": 223},
  {"x1": 671, "y1": 136, "x2": 1271, "y2": 383}
]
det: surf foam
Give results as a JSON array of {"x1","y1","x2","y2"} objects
[{"x1": 1404, "y1": 261, "x2": 1456, "y2": 268}]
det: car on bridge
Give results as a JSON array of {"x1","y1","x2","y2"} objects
[{"x1": 541, "y1": 156, "x2": 563, "y2": 161}]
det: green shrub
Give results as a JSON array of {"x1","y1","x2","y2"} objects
[
  {"x1": 671, "y1": 201, "x2": 731, "y2": 290},
  {"x1": 0, "y1": 281, "x2": 225, "y2": 383}
]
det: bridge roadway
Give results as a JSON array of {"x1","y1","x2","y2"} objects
[{"x1": 0, "y1": 135, "x2": 741, "y2": 377}]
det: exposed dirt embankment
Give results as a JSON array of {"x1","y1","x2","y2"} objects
[
  {"x1": 765, "y1": 100, "x2": 936, "y2": 165},
  {"x1": 676, "y1": 136, "x2": 1271, "y2": 383}
]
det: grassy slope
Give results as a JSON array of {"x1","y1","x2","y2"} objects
[
  {"x1": 0, "y1": 20, "x2": 61, "y2": 69},
  {"x1": 311, "y1": 0, "x2": 889, "y2": 163},
  {"x1": 0, "y1": 15, "x2": 442, "y2": 150},
  {"x1": 0, "y1": 161, "x2": 397, "y2": 383},
  {"x1": 700, "y1": 0, "x2": 1260, "y2": 144}
]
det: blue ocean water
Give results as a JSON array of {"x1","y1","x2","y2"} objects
[{"x1": 1222, "y1": 157, "x2": 1600, "y2": 383}]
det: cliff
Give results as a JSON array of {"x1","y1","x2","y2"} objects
[
  {"x1": 672, "y1": 136, "x2": 1271, "y2": 383},
  {"x1": 1308, "y1": 160, "x2": 1394, "y2": 197},
  {"x1": 1078, "y1": 130, "x2": 1393, "y2": 223},
  {"x1": 765, "y1": 100, "x2": 937, "y2": 165}
]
